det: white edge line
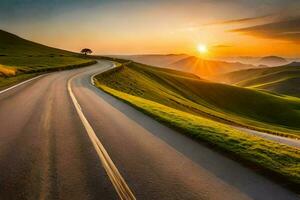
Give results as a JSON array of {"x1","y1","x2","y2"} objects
[
  {"x1": 0, "y1": 75, "x2": 44, "y2": 95},
  {"x1": 91, "y1": 73, "x2": 96, "y2": 86},
  {"x1": 90, "y1": 63, "x2": 117, "y2": 86},
  {"x1": 67, "y1": 73, "x2": 136, "y2": 200}
]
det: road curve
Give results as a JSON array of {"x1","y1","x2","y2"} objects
[{"x1": 0, "y1": 60, "x2": 298, "y2": 200}]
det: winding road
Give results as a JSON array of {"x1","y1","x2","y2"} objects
[{"x1": 0, "y1": 60, "x2": 299, "y2": 200}]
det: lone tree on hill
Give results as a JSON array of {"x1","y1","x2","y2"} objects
[{"x1": 81, "y1": 48, "x2": 92, "y2": 55}]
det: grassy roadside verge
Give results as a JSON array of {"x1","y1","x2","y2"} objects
[
  {"x1": 94, "y1": 62, "x2": 300, "y2": 191},
  {"x1": 0, "y1": 29, "x2": 97, "y2": 90},
  {"x1": 0, "y1": 59, "x2": 96, "y2": 90}
]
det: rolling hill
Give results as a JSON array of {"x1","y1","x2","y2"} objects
[
  {"x1": 0, "y1": 30, "x2": 76, "y2": 56},
  {"x1": 94, "y1": 61, "x2": 300, "y2": 187},
  {"x1": 220, "y1": 64, "x2": 300, "y2": 98},
  {"x1": 0, "y1": 30, "x2": 95, "y2": 88},
  {"x1": 95, "y1": 61, "x2": 300, "y2": 135}
]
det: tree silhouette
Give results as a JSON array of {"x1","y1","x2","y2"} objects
[{"x1": 81, "y1": 48, "x2": 92, "y2": 55}]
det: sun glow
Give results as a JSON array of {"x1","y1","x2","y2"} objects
[{"x1": 197, "y1": 44, "x2": 207, "y2": 54}]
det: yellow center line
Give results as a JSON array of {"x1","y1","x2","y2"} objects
[{"x1": 67, "y1": 68, "x2": 136, "y2": 200}]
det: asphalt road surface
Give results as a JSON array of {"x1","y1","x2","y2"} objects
[{"x1": 0, "y1": 60, "x2": 299, "y2": 200}]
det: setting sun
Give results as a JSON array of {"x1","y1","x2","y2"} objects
[{"x1": 197, "y1": 44, "x2": 207, "y2": 54}]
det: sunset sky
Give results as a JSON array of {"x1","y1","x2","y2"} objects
[{"x1": 1, "y1": 0, "x2": 300, "y2": 58}]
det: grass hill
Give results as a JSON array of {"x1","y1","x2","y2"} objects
[
  {"x1": 0, "y1": 30, "x2": 75, "y2": 56},
  {"x1": 220, "y1": 64, "x2": 300, "y2": 98},
  {"x1": 94, "y1": 60, "x2": 300, "y2": 188},
  {"x1": 96, "y1": 61, "x2": 300, "y2": 136},
  {"x1": 0, "y1": 30, "x2": 95, "y2": 88}
]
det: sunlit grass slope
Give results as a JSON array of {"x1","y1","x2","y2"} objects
[
  {"x1": 95, "y1": 62, "x2": 300, "y2": 137},
  {"x1": 0, "y1": 30, "x2": 95, "y2": 88},
  {"x1": 94, "y1": 62, "x2": 300, "y2": 187},
  {"x1": 221, "y1": 65, "x2": 300, "y2": 98}
]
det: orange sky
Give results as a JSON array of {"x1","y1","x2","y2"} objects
[{"x1": 1, "y1": 1, "x2": 300, "y2": 58}]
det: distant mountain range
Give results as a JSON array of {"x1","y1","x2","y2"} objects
[
  {"x1": 115, "y1": 54, "x2": 188, "y2": 68},
  {"x1": 218, "y1": 56, "x2": 300, "y2": 67},
  {"x1": 167, "y1": 56, "x2": 256, "y2": 79},
  {"x1": 116, "y1": 54, "x2": 258, "y2": 79}
]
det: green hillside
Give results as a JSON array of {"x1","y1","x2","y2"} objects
[
  {"x1": 0, "y1": 30, "x2": 76, "y2": 56},
  {"x1": 96, "y1": 62, "x2": 300, "y2": 136},
  {"x1": 0, "y1": 30, "x2": 95, "y2": 88},
  {"x1": 220, "y1": 64, "x2": 300, "y2": 97},
  {"x1": 94, "y1": 61, "x2": 300, "y2": 188}
]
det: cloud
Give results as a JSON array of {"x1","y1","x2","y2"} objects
[
  {"x1": 231, "y1": 17, "x2": 300, "y2": 42},
  {"x1": 206, "y1": 14, "x2": 274, "y2": 26}
]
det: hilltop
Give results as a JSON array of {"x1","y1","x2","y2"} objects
[
  {"x1": 0, "y1": 30, "x2": 76, "y2": 56},
  {"x1": 0, "y1": 30, "x2": 95, "y2": 88}
]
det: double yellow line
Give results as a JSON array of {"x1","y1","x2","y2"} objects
[{"x1": 68, "y1": 71, "x2": 136, "y2": 200}]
